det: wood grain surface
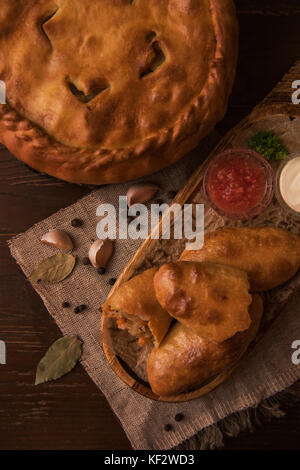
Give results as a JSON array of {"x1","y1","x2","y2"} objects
[{"x1": 0, "y1": 1, "x2": 300, "y2": 450}]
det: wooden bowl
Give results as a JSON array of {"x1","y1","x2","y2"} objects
[{"x1": 100, "y1": 314, "x2": 242, "y2": 403}]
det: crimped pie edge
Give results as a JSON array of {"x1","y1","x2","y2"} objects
[{"x1": 0, "y1": 0, "x2": 238, "y2": 185}]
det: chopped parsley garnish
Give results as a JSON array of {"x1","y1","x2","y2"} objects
[{"x1": 248, "y1": 130, "x2": 289, "y2": 162}]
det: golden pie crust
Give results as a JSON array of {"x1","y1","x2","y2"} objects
[{"x1": 0, "y1": 0, "x2": 238, "y2": 184}]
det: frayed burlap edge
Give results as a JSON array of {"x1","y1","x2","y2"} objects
[{"x1": 177, "y1": 380, "x2": 300, "y2": 450}]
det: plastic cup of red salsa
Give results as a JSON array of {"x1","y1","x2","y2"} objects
[{"x1": 203, "y1": 149, "x2": 275, "y2": 220}]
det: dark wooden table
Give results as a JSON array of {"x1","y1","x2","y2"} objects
[{"x1": 0, "y1": 1, "x2": 300, "y2": 450}]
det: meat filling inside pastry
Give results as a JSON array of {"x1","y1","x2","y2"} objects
[
  {"x1": 102, "y1": 268, "x2": 172, "y2": 346},
  {"x1": 110, "y1": 311, "x2": 152, "y2": 347}
]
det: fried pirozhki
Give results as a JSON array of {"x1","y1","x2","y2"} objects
[
  {"x1": 180, "y1": 226, "x2": 300, "y2": 292},
  {"x1": 102, "y1": 268, "x2": 172, "y2": 347},
  {"x1": 154, "y1": 261, "x2": 252, "y2": 343},
  {"x1": 147, "y1": 294, "x2": 263, "y2": 397}
]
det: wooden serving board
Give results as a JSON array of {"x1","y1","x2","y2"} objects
[{"x1": 101, "y1": 61, "x2": 300, "y2": 402}]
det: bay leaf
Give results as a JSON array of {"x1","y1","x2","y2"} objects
[
  {"x1": 35, "y1": 335, "x2": 82, "y2": 385},
  {"x1": 29, "y1": 253, "x2": 76, "y2": 283}
]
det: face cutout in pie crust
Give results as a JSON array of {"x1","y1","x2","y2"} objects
[{"x1": 0, "y1": 0, "x2": 238, "y2": 184}]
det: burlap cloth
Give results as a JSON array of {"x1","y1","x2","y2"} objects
[{"x1": 8, "y1": 129, "x2": 300, "y2": 450}]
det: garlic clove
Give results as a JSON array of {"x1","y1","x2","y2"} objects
[
  {"x1": 41, "y1": 229, "x2": 73, "y2": 251},
  {"x1": 126, "y1": 183, "x2": 159, "y2": 207},
  {"x1": 88, "y1": 239, "x2": 113, "y2": 269}
]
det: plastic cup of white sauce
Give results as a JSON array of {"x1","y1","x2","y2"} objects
[{"x1": 276, "y1": 152, "x2": 300, "y2": 218}]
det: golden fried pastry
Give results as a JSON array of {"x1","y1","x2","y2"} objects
[
  {"x1": 147, "y1": 294, "x2": 263, "y2": 397},
  {"x1": 0, "y1": 0, "x2": 238, "y2": 184},
  {"x1": 180, "y1": 227, "x2": 300, "y2": 292},
  {"x1": 154, "y1": 261, "x2": 252, "y2": 343},
  {"x1": 102, "y1": 268, "x2": 172, "y2": 347}
]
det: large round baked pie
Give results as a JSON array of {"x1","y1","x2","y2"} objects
[{"x1": 0, "y1": 0, "x2": 238, "y2": 184}]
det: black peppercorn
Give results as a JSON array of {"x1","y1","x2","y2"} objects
[
  {"x1": 82, "y1": 257, "x2": 90, "y2": 265},
  {"x1": 62, "y1": 301, "x2": 70, "y2": 308},
  {"x1": 97, "y1": 267, "x2": 106, "y2": 275},
  {"x1": 71, "y1": 218, "x2": 83, "y2": 227},
  {"x1": 164, "y1": 424, "x2": 173, "y2": 432},
  {"x1": 108, "y1": 277, "x2": 116, "y2": 286},
  {"x1": 174, "y1": 413, "x2": 184, "y2": 422},
  {"x1": 74, "y1": 304, "x2": 87, "y2": 314}
]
